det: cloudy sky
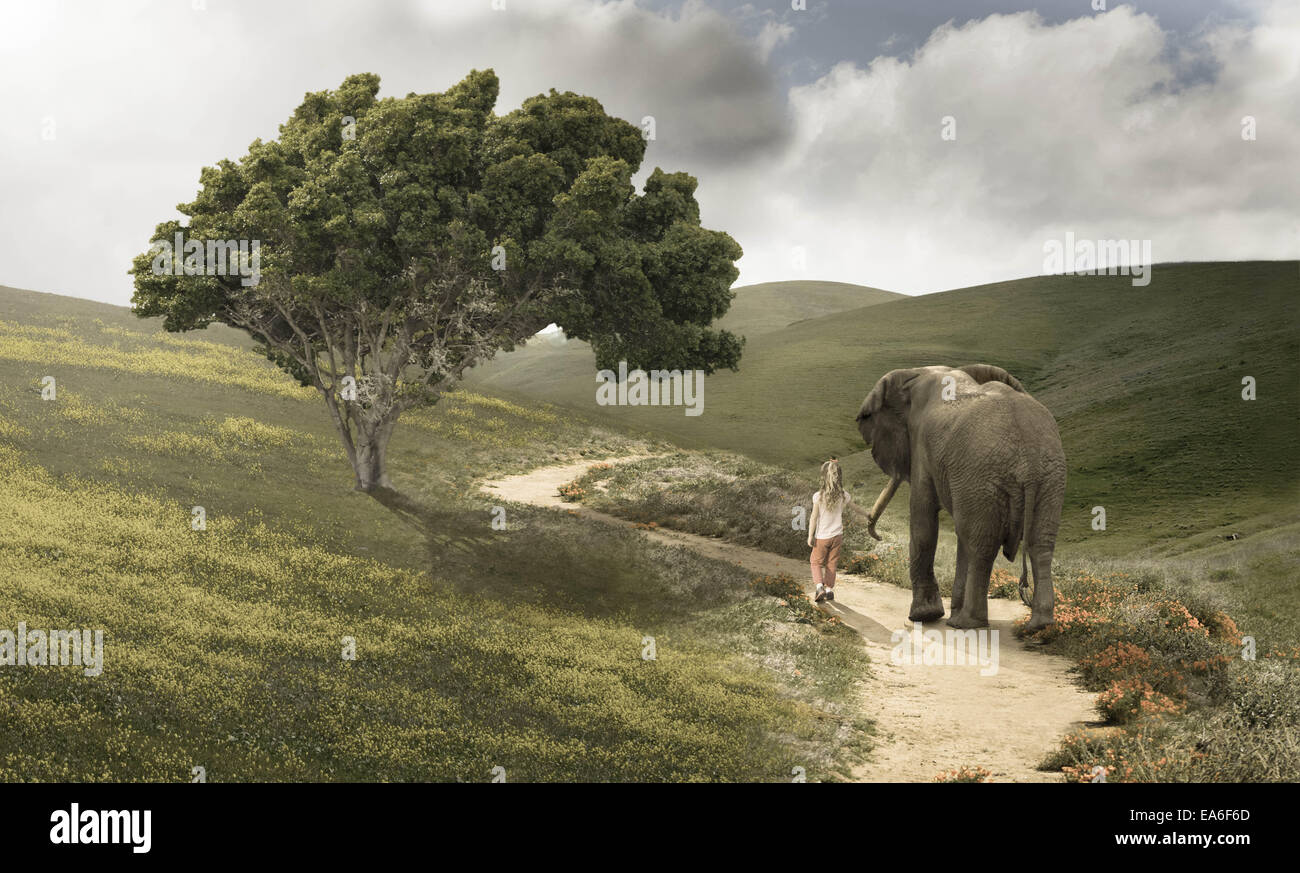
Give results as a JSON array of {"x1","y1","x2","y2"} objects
[{"x1": 1, "y1": 0, "x2": 1296, "y2": 305}]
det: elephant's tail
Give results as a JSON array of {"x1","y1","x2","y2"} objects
[
  {"x1": 1017, "y1": 483, "x2": 1037, "y2": 607},
  {"x1": 1003, "y1": 485, "x2": 1025, "y2": 563}
]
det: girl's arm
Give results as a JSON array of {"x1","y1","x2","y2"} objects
[
  {"x1": 846, "y1": 492, "x2": 872, "y2": 519},
  {"x1": 807, "y1": 499, "x2": 820, "y2": 547}
]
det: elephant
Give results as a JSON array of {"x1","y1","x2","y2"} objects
[{"x1": 855, "y1": 364, "x2": 1066, "y2": 630}]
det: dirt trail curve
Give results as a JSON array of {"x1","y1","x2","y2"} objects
[{"x1": 481, "y1": 455, "x2": 1096, "y2": 783}]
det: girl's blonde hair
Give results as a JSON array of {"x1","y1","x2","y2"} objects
[{"x1": 818, "y1": 459, "x2": 844, "y2": 511}]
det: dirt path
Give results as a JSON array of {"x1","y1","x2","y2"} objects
[{"x1": 481, "y1": 455, "x2": 1096, "y2": 783}]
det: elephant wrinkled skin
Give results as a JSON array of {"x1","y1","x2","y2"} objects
[{"x1": 856, "y1": 365, "x2": 1066, "y2": 630}]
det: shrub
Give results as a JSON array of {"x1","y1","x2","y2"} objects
[
  {"x1": 843, "y1": 552, "x2": 879, "y2": 575},
  {"x1": 749, "y1": 573, "x2": 842, "y2": 630},
  {"x1": 1228, "y1": 661, "x2": 1300, "y2": 728},
  {"x1": 557, "y1": 482, "x2": 588, "y2": 502},
  {"x1": 988, "y1": 567, "x2": 1021, "y2": 599},
  {"x1": 1096, "y1": 678, "x2": 1185, "y2": 724},
  {"x1": 1030, "y1": 564, "x2": 1300, "y2": 781},
  {"x1": 934, "y1": 765, "x2": 993, "y2": 783},
  {"x1": 1080, "y1": 642, "x2": 1152, "y2": 684}
]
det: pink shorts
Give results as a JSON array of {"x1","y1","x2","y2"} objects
[{"x1": 810, "y1": 535, "x2": 843, "y2": 568}]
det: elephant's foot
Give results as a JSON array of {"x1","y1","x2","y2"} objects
[
  {"x1": 1024, "y1": 613, "x2": 1055, "y2": 632},
  {"x1": 947, "y1": 611, "x2": 989, "y2": 629},
  {"x1": 907, "y1": 591, "x2": 945, "y2": 624}
]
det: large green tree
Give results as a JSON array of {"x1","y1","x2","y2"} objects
[{"x1": 132, "y1": 70, "x2": 742, "y2": 499}]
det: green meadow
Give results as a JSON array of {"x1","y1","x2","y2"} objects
[
  {"x1": 0, "y1": 286, "x2": 870, "y2": 782},
  {"x1": 470, "y1": 262, "x2": 1300, "y2": 782},
  {"x1": 468, "y1": 262, "x2": 1300, "y2": 644},
  {"x1": 2, "y1": 259, "x2": 1296, "y2": 782}
]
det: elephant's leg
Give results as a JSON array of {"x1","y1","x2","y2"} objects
[
  {"x1": 1025, "y1": 544, "x2": 1056, "y2": 630},
  {"x1": 948, "y1": 548, "x2": 994, "y2": 629},
  {"x1": 907, "y1": 484, "x2": 944, "y2": 623},
  {"x1": 950, "y1": 537, "x2": 968, "y2": 616},
  {"x1": 1024, "y1": 487, "x2": 1062, "y2": 630}
]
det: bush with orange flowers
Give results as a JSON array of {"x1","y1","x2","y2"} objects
[
  {"x1": 934, "y1": 765, "x2": 994, "y2": 783},
  {"x1": 1081, "y1": 642, "x2": 1151, "y2": 681},
  {"x1": 557, "y1": 481, "x2": 588, "y2": 502},
  {"x1": 988, "y1": 567, "x2": 1021, "y2": 599},
  {"x1": 843, "y1": 551, "x2": 880, "y2": 575},
  {"x1": 1097, "y1": 678, "x2": 1186, "y2": 723},
  {"x1": 1026, "y1": 565, "x2": 1300, "y2": 782}
]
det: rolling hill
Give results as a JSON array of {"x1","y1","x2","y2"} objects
[
  {"x1": 0, "y1": 283, "x2": 871, "y2": 781},
  {"x1": 710, "y1": 280, "x2": 903, "y2": 335},
  {"x1": 1, "y1": 266, "x2": 1294, "y2": 781},
  {"x1": 463, "y1": 279, "x2": 901, "y2": 407},
  {"x1": 463, "y1": 262, "x2": 1300, "y2": 558}
]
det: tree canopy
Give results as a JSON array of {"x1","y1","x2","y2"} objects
[{"x1": 131, "y1": 70, "x2": 743, "y2": 495}]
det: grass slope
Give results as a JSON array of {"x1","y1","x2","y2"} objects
[
  {"x1": 561, "y1": 451, "x2": 1300, "y2": 782},
  {"x1": 462, "y1": 279, "x2": 901, "y2": 432},
  {"x1": 712, "y1": 280, "x2": 902, "y2": 336},
  {"x1": 463, "y1": 262, "x2": 1299, "y2": 659},
  {"x1": 464, "y1": 262, "x2": 1299, "y2": 552},
  {"x1": 0, "y1": 285, "x2": 871, "y2": 782}
]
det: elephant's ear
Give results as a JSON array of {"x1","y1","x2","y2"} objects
[
  {"x1": 882, "y1": 367, "x2": 925, "y2": 408},
  {"x1": 857, "y1": 368, "x2": 920, "y2": 419},
  {"x1": 858, "y1": 368, "x2": 920, "y2": 480},
  {"x1": 856, "y1": 385, "x2": 882, "y2": 422},
  {"x1": 959, "y1": 364, "x2": 1025, "y2": 393}
]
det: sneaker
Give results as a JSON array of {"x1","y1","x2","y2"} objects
[
  {"x1": 825, "y1": 588, "x2": 835, "y2": 602},
  {"x1": 814, "y1": 583, "x2": 827, "y2": 603}
]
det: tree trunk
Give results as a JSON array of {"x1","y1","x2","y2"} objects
[
  {"x1": 320, "y1": 389, "x2": 423, "y2": 528},
  {"x1": 353, "y1": 420, "x2": 394, "y2": 492}
]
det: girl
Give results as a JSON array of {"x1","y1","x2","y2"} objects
[{"x1": 808, "y1": 458, "x2": 852, "y2": 603}]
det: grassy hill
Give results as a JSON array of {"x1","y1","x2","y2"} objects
[
  {"x1": 2, "y1": 263, "x2": 1294, "y2": 781},
  {"x1": 462, "y1": 263, "x2": 1299, "y2": 550},
  {"x1": 461, "y1": 262, "x2": 1300, "y2": 647},
  {"x1": 712, "y1": 280, "x2": 902, "y2": 335},
  {"x1": 463, "y1": 279, "x2": 901, "y2": 422},
  {"x1": 0, "y1": 285, "x2": 871, "y2": 781}
]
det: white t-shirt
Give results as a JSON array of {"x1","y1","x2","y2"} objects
[{"x1": 812, "y1": 490, "x2": 852, "y2": 539}]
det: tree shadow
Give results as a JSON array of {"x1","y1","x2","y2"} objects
[
  {"x1": 364, "y1": 485, "x2": 754, "y2": 623},
  {"x1": 367, "y1": 485, "x2": 494, "y2": 558}
]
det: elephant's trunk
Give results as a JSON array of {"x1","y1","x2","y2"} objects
[{"x1": 866, "y1": 476, "x2": 902, "y2": 541}]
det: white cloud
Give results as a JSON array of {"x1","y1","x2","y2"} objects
[
  {"x1": 722, "y1": 1, "x2": 1300, "y2": 292},
  {"x1": 0, "y1": 0, "x2": 784, "y2": 304},
  {"x1": 0, "y1": 0, "x2": 1295, "y2": 304},
  {"x1": 755, "y1": 19, "x2": 795, "y2": 62}
]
